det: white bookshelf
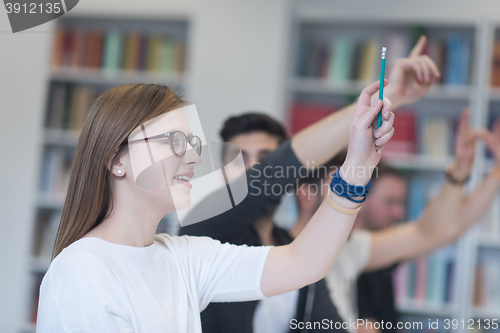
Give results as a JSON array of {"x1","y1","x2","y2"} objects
[{"x1": 287, "y1": 3, "x2": 500, "y2": 332}]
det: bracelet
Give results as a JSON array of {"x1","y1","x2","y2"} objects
[
  {"x1": 330, "y1": 167, "x2": 373, "y2": 203},
  {"x1": 326, "y1": 189, "x2": 362, "y2": 215},
  {"x1": 445, "y1": 161, "x2": 470, "y2": 185}
]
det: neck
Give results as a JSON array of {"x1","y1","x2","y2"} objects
[
  {"x1": 252, "y1": 211, "x2": 276, "y2": 246},
  {"x1": 83, "y1": 190, "x2": 169, "y2": 248}
]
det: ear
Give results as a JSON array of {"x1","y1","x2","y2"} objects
[{"x1": 107, "y1": 149, "x2": 128, "y2": 177}]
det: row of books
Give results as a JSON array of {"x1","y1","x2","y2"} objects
[
  {"x1": 394, "y1": 248, "x2": 456, "y2": 308},
  {"x1": 45, "y1": 83, "x2": 99, "y2": 131},
  {"x1": 51, "y1": 25, "x2": 187, "y2": 74},
  {"x1": 474, "y1": 250, "x2": 500, "y2": 310},
  {"x1": 290, "y1": 103, "x2": 455, "y2": 157},
  {"x1": 296, "y1": 34, "x2": 471, "y2": 86},
  {"x1": 395, "y1": 175, "x2": 456, "y2": 307},
  {"x1": 40, "y1": 148, "x2": 72, "y2": 198}
]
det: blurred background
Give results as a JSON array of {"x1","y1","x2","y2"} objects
[{"x1": 2, "y1": 0, "x2": 500, "y2": 332}]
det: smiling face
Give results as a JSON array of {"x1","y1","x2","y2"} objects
[{"x1": 127, "y1": 108, "x2": 202, "y2": 211}]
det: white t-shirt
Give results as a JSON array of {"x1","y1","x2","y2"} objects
[
  {"x1": 36, "y1": 234, "x2": 272, "y2": 333},
  {"x1": 253, "y1": 289, "x2": 299, "y2": 333},
  {"x1": 325, "y1": 230, "x2": 372, "y2": 333}
]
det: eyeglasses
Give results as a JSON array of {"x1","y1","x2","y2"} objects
[{"x1": 129, "y1": 131, "x2": 202, "y2": 157}]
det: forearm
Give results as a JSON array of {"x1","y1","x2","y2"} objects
[
  {"x1": 261, "y1": 191, "x2": 357, "y2": 296},
  {"x1": 262, "y1": 168, "x2": 367, "y2": 296},
  {"x1": 450, "y1": 169, "x2": 500, "y2": 238},
  {"x1": 291, "y1": 103, "x2": 355, "y2": 168},
  {"x1": 416, "y1": 181, "x2": 465, "y2": 238}
]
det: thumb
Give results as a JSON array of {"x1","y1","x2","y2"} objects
[{"x1": 410, "y1": 35, "x2": 427, "y2": 57}]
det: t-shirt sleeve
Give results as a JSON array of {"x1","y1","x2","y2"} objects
[
  {"x1": 342, "y1": 230, "x2": 372, "y2": 278},
  {"x1": 175, "y1": 235, "x2": 272, "y2": 310},
  {"x1": 179, "y1": 139, "x2": 304, "y2": 240},
  {"x1": 36, "y1": 249, "x2": 134, "y2": 333}
]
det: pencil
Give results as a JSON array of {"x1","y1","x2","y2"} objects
[
  {"x1": 377, "y1": 47, "x2": 386, "y2": 130},
  {"x1": 375, "y1": 47, "x2": 386, "y2": 152}
]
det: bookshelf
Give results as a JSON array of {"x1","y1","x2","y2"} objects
[
  {"x1": 285, "y1": 8, "x2": 498, "y2": 333},
  {"x1": 20, "y1": 15, "x2": 191, "y2": 333},
  {"x1": 469, "y1": 22, "x2": 500, "y2": 326}
]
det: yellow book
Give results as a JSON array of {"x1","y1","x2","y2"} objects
[{"x1": 357, "y1": 39, "x2": 379, "y2": 83}]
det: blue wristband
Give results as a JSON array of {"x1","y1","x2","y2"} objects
[{"x1": 330, "y1": 167, "x2": 372, "y2": 203}]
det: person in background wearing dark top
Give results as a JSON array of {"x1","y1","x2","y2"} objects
[
  {"x1": 183, "y1": 113, "x2": 348, "y2": 333},
  {"x1": 357, "y1": 263, "x2": 399, "y2": 333}
]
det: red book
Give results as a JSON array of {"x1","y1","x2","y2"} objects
[
  {"x1": 289, "y1": 103, "x2": 337, "y2": 135},
  {"x1": 70, "y1": 28, "x2": 87, "y2": 68},
  {"x1": 51, "y1": 25, "x2": 65, "y2": 68},
  {"x1": 383, "y1": 110, "x2": 416, "y2": 154},
  {"x1": 62, "y1": 29, "x2": 74, "y2": 67},
  {"x1": 87, "y1": 30, "x2": 104, "y2": 69}
]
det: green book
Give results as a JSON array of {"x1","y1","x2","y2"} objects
[
  {"x1": 328, "y1": 39, "x2": 354, "y2": 84},
  {"x1": 159, "y1": 37, "x2": 175, "y2": 75},
  {"x1": 103, "y1": 29, "x2": 123, "y2": 73}
]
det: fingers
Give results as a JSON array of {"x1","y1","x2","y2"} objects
[
  {"x1": 382, "y1": 97, "x2": 393, "y2": 120},
  {"x1": 357, "y1": 98, "x2": 383, "y2": 129},
  {"x1": 375, "y1": 127, "x2": 395, "y2": 147},
  {"x1": 421, "y1": 55, "x2": 441, "y2": 80},
  {"x1": 374, "y1": 112, "x2": 395, "y2": 141},
  {"x1": 471, "y1": 129, "x2": 488, "y2": 142},
  {"x1": 409, "y1": 35, "x2": 427, "y2": 57},
  {"x1": 358, "y1": 80, "x2": 388, "y2": 108},
  {"x1": 400, "y1": 52, "x2": 440, "y2": 84},
  {"x1": 458, "y1": 108, "x2": 470, "y2": 135}
]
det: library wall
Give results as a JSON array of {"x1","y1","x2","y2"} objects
[{"x1": 0, "y1": 18, "x2": 52, "y2": 333}]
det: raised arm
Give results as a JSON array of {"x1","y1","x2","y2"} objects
[
  {"x1": 292, "y1": 35, "x2": 439, "y2": 167},
  {"x1": 261, "y1": 81, "x2": 395, "y2": 297},
  {"x1": 365, "y1": 110, "x2": 489, "y2": 271},
  {"x1": 451, "y1": 119, "x2": 500, "y2": 238}
]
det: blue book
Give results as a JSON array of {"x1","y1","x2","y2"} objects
[{"x1": 445, "y1": 35, "x2": 470, "y2": 85}]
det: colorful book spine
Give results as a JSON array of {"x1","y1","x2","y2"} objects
[
  {"x1": 328, "y1": 39, "x2": 354, "y2": 84},
  {"x1": 103, "y1": 29, "x2": 123, "y2": 73}
]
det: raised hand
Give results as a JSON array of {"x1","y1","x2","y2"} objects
[
  {"x1": 384, "y1": 35, "x2": 441, "y2": 109},
  {"x1": 342, "y1": 80, "x2": 395, "y2": 185},
  {"x1": 479, "y1": 117, "x2": 500, "y2": 167},
  {"x1": 452, "y1": 108, "x2": 478, "y2": 180}
]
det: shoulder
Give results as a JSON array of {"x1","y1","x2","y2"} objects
[
  {"x1": 155, "y1": 233, "x2": 223, "y2": 249},
  {"x1": 46, "y1": 239, "x2": 120, "y2": 292}
]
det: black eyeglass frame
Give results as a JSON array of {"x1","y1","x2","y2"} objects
[{"x1": 128, "y1": 131, "x2": 203, "y2": 157}]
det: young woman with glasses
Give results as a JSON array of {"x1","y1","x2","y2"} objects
[{"x1": 36, "y1": 81, "x2": 394, "y2": 332}]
